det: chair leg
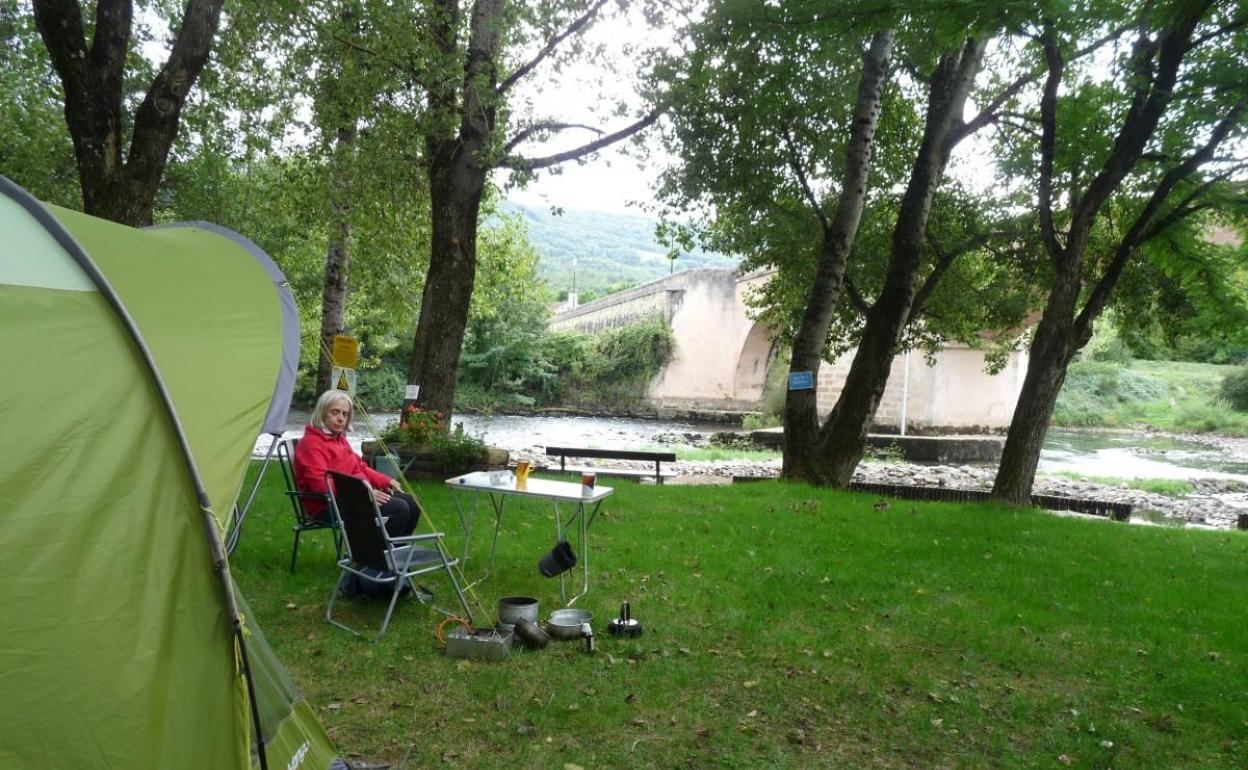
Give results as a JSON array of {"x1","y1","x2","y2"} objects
[
  {"x1": 290, "y1": 529, "x2": 302, "y2": 573},
  {"x1": 377, "y1": 579, "x2": 406, "y2": 639},
  {"x1": 325, "y1": 571, "x2": 363, "y2": 638}
]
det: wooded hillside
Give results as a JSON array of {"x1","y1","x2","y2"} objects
[{"x1": 499, "y1": 202, "x2": 738, "y2": 300}]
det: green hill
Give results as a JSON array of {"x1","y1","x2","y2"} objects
[{"x1": 499, "y1": 202, "x2": 738, "y2": 301}]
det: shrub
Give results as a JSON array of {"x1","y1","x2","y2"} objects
[
  {"x1": 379, "y1": 406, "x2": 444, "y2": 446},
  {"x1": 1219, "y1": 366, "x2": 1248, "y2": 412}
]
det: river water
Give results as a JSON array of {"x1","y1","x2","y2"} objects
[{"x1": 257, "y1": 412, "x2": 1248, "y2": 486}]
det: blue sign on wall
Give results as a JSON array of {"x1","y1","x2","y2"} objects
[{"x1": 788, "y1": 370, "x2": 815, "y2": 391}]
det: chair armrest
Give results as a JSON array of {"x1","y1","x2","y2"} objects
[
  {"x1": 286, "y1": 489, "x2": 330, "y2": 501},
  {"x1": 389, "y1": 533, "x2": 447, "y2": 543}
]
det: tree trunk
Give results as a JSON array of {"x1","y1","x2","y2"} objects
[
  {"x1": 316, "y1": 124, "x2": 357, "y2": 395},
  {"x1": 405, "y1": 142, "x2": 489, "y2": 421},
  {"x1": 816, "y1": 38, "x2": 986, "y2": 487},
  {"x1": 782, "y1": 29, "x2": 894, "y2": 483},
  {"x1": 404, "y1": 0, "x2": 501, "y2": 424},
  {"x1": 33, "y1": 0, "x2": 224, "y2": 226},
  {"x1": 991, "y1": 277, "x2": 1081, "y2": 504}
]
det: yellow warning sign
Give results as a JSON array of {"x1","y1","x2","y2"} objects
[
  {"x1": 331, "y1": 335, "x2": 359, "y2": 368},
  {"x1": 331, "y1": 366, "x2": 357, "y2": 397}
]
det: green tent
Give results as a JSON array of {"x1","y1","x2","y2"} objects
[{"x1": 0, "y1": 176, "x2": 344, "y2": 770}]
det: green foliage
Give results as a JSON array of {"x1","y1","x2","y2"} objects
[
  {"x1": 458, "y1": 314, "x2": 676, "y2": 411},
  {"x1": 0, "y1": 1, "x2": 79, "y2": 207},
  {"x1": 1054, "y1": 362, "x2": 1171, "y2": 425},
  {"x1": 567, "y1": 316, "x2": 675, "y2": 405},
  {"x1": 1054, "y1": 359, "x2": 1248, "y2": 435},
  {"x1": 1219, "y1": 366, "x2": 1248, "y2": 412},
  {"x1": 427, "y1": 422, "x2": 489, "y2": 472}
]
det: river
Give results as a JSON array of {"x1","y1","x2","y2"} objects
[{"x1": 257, "y1": 412, "x2": 1248, "y2": 487}]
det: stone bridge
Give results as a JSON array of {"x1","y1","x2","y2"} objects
[{"x1": 551, "y1": 268, "x2": 1028, "y2": 431}]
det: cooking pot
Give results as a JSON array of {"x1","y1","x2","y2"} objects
[{"x1": 498, "y1": 596, "x2": 539, "y2": 627}]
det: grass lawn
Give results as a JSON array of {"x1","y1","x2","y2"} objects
[{"x1": 231, "y1": 466, "x2": 1248, "y2": 769}]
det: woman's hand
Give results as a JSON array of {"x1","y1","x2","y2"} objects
[
  {"x1": 389, "y1": 478, "x2": 403, "y2": 493},
  {"x1": 373, "y1": 488, "x2": 392, "y2": 505}
]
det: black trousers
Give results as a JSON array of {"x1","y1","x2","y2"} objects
[{"x1": 378, "y1": 491, "x2": 420, "y2": 538}]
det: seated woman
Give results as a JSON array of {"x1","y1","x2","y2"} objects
[{"x1": 294, "y1": 389, "x2": 419, "y2": 538}]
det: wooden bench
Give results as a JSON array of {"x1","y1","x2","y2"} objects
[{"x1": 545, "y1": 447, "x2": 677, "y2": 484}]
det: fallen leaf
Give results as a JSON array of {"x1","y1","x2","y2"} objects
[
  {"x1": 1057, "y1": 755, "x2": 1073, "y2": 766},
  {"x1": 325, "y1": 703, "x2": 341, "y2": 711},
  {"x1": 564, "y1": 764, "x2": 584, "y2": 770},
  {"x1": 285, "y1": 602, "x2": 298, "y2": 609}
]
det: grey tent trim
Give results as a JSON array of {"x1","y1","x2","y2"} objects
[
  {"x1": 147, "y1": 220, "x2": 299, "y2": 435},
  {"x1": 1, "y1": 176, "x2": 271, "y2": 770}
]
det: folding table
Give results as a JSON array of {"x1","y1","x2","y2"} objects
[{"x1": 445, "y1": 471, "x2": 612, "y2": 605}]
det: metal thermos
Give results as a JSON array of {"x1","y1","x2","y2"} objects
[{"x1": 581, "y1": 622, "x2": 596, "y2": 652}]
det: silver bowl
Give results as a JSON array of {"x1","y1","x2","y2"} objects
[{"x1": 546, "y1": 608, "x2": 593, "y2": 640}]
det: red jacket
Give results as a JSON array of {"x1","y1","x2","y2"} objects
[{"x1": 293, "y1": 424, "x2": 392, "y2": 519}]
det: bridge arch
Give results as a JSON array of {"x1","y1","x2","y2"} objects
[{"x1": 733, "y1": 320, "x2": 778, "y2": 402}]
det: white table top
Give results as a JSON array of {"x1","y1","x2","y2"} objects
[{"x1": 445, "y1": 471, "x2": 613, "y2": 503}]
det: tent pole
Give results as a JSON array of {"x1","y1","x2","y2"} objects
[{"x1": 228, "y1": 433, "x2": 282, "y2": 555}]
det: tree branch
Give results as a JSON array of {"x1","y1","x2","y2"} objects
[
  {"x1": 1190, "y1": 15, "x2": 1248, "y2": 48},
  {"x1": 1075, "y1": 93, "x2": 1248, "y2": 336},
  {"x1": 32, "y1": 0, "x2": 91, "y2": 108},
  {"x1": 501, "y1": 108, "x2": 662, "y2": 171},
  {"x1": 497, "y1": 0, "x2": 610, "y2": 96},
  {"x1": 1069, "y1": 2, "x2": 1212, "y2": 238},
  {"x1": 504, "y1": 121, "x2": 603, "y2": 153},
  {"x1": 1037, "y1": 23, "x2": 1063, "y2": 263},
  {"x1": 128, "y1": 0, "x2": 225, "y2": 182},
  {"x1": 843, "y1": 276, "x2": 872, "y2": 314},
  {"x1": 951, "y1": 24, "x2": 1126, "y2": 147},
  {"x1": 781, "y1": 128, "x2": 831, "y2": 235}
]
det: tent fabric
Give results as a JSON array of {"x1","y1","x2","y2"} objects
[
  {"x1": 0, "y1": 177, "x2": 339, "y2": 770},
  {"x1": 147, "y1": 221, "x2": 300, "y2": 437}
]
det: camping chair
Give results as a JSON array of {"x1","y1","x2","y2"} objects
[
  {"x1": 323, "y1": 470, "x2": 473, "y2": 639},
  {"x1": 276, "y1": 438, "x2": 342, "y2": 572}
]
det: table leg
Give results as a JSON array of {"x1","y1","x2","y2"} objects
[
  {"x1": 485, "y1": 492, "x2": 507, "y2": 577},
  {"x1": 450, "y1": 490, "x2": 475, "y2": 567},
  {"x1": 451, "y1": 489, "x2": 507, "y2": 591},
  {"x1": 562, "y1": 499, "x2": 602, "y2": 607},
  {"x1": 553, "y1": 500, "x2": 566, "y2": 603}
]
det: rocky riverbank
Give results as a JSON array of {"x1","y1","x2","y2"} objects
[{"x1": 508, "y1": 432, "x2": 1248, "y2": 531}]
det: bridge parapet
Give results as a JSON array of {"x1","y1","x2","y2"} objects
[{"x1": 550, "y1": 269, "x2": 733, "y2": 333}]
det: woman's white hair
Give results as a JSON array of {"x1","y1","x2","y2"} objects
[{"x1": 310, "y1": 389, "x2": 353, "y2": 431}]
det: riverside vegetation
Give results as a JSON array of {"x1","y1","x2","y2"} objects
[
  {"x1": 233, "y1": 467, "x2": 1248, "y2": 769},
  {"x1": 1052, "y1": 359, "x2": 1248, "y2": 436}
]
